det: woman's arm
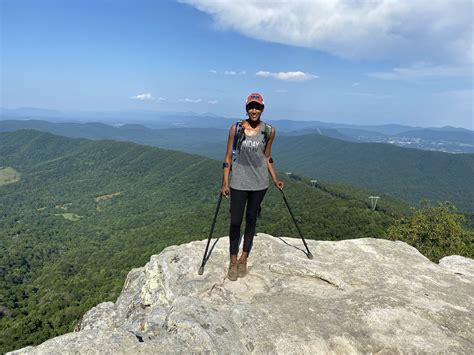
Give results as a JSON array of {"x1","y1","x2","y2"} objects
[
  {"x1": 265, "y1": 127, "x2": 285, "y2": 190},
  {"x1": 221, "y1": 124, "x2": 235, "y2": 196}
]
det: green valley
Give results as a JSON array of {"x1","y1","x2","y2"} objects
[{"x1": 0, "y1": 129, "x2": 409, "y2": 352}]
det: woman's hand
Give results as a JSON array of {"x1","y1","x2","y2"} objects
[
  {"x1": 220, "y1": 184, "x2": 230, "y2": 198},
  {"x1": 274, "y1": 180, "x2": 285, "y2": 190}
]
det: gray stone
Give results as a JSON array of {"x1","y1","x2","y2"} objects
[
  {"x1": 10, "y1": 234, "x2": 474, "y2": 354},
  {"x1": 439, "y1": 255, "x2": 474, "y2": 277},
  {"x1": 8, "y1": 329, "x2": 146, "y2": 354}
]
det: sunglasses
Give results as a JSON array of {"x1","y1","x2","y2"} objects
[{"x1": 246, "y1": 102, "x2": 264, "y2": 111}]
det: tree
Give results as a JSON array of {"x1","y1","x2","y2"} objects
[{"x1": 387, "y1": 201, "x2": 473, "y2": 262}]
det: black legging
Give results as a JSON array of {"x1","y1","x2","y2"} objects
[{"x1": 229, "y1": 187, "x2": 267, "y2": 256}]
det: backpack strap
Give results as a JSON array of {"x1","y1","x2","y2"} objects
[
  {"x1": 262, "y1": 122, "x2": 273, "y2": 151},
  {"x1": 232, "y1": 120, "x2": 244, "y2": 162}
]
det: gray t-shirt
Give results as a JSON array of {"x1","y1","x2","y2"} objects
[{"x1": 230, "y1": 123, "x2": 269, "y2": 191}]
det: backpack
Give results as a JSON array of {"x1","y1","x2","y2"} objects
[{"x1": 232, "y1": 120, "x2": 273, "y2": 162}]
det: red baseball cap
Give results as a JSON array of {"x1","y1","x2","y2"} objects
[{"x1": 246, "y1": 92, "x2": 264, "y2": 106}]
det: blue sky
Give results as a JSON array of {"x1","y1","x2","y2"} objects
[{"x1": 1, "y1": 0, "x2": 473, "y2": 128}]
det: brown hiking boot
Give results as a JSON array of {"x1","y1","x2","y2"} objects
[
  {"x1": 227, "y1": 255, "x2": 238, "y2": 281},
  {"x1": 238, "y1": 258, "x2": 247, "y2": 278}
]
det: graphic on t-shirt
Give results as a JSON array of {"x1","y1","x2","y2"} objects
[
  {"x1": 236, "y1": 133, "x2": 265, "y2": 167},
  {"x1": 241, "y1": 139, "x2": 261, "y2": 152}
]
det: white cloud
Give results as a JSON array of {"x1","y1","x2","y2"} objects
[
  {"x1": 346, "y1": 92, "x2": 394, "y2": 99},
  {"x1": 208, "y1": 69, "x2": 247, "y2": 76},
  {"x1": 130, "y1": 93, "x2": 154, "y2": 100},
  {"x1": 224, "y1": 70, "x2": 246, "y2": 75},
  {"x1": 158, "y1": 97, "x2": 166, "y2": 101},
  {"x1": 368, "y1": 62, "x2": 473, "y2": 80},
  {"x1": 208, "y1": 100, "x2": 219, "y2": 104},
  {"x1": 352, "y1": 82, "x2": 360, "y2": 87},
  {"x1": 179, "y1": 98, "x2": 202, "y2": 103},
  {"x1": 256, "y1": 71, "x2": 318, "y2": 82},
  {"x1": 432, "y1": 89, "x2": 473, "y2": 98},
  {"x1": 181, "y1": 0, "x2": 473, "y2": 63}
]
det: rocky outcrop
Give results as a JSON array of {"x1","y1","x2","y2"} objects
[{"x1": 10, "y1": 234, "x2": 474, "y2": 354}]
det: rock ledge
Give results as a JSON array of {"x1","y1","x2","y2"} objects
[{"x1": 11, "y1": 234, "x2": 474, "y2": 354}]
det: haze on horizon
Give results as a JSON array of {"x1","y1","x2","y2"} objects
[{"x1": 1, "y1": 0, "x2": 473, "y2": 129}]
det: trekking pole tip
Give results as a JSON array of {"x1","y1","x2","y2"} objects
[
  {"x1": 198, "y1": 266, "x2": 204, "y2": 275},
  {"x1": 307, "y1": 252, "x2": 314, "y2": 260}
]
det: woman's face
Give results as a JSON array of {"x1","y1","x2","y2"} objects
[{"x1": 246, "y1": 102, "x2": 263, "y2": 122}]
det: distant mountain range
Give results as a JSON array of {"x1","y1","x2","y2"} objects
[
  {"x1": 0, "y1": 119, "x2": 227, "y2": 153},
  {"x1": 2, "y1": 107, "x2": 472, "y2": 153},
  {"x1": 1, "y1": 119, "x2": 472, "y2": 211},
  {"x1": 334, "y1": 127, "x2": 474, "y2": 154}
]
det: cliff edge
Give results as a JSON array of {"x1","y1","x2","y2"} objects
[{"x1": 10, "y1": 234, "x2": 474, "y2": 354}]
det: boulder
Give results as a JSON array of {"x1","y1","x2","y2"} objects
[{"x1": 10, "y1": 234, "x2": 474, "y2": 354}]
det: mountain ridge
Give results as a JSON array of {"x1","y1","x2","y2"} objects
[{"x1": 1, "y1": 121, "x2": 473, "y2": 210}]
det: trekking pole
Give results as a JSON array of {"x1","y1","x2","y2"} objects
[
  {"x1": 279, "y1": 189, "x2": 313, "y2": 259},
  {"x1": 198, "y1": 193, "x2": 223, "y2": 275}
]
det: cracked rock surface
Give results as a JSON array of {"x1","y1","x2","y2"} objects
[{"x1": 10, "y1": 234, "x2": 474, "y2": 354}]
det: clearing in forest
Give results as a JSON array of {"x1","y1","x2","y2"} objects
[
  {"x1": 0, "y1": 167, "x2": 20, "y2": 185},
  {"x1": 95, "y1": 191, "x2": 124, "y2": 211},
  {"x1": 55, "y1": 213, "x2": 83, "y2": 221}
]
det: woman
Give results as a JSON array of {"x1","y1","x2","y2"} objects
[{"x1": 220, "y1": 92, "x2": 284, "y2": 281}]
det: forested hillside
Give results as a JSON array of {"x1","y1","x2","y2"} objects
[
  {"x1": 2, "y1": 120, "x2": 472, "y2": 211},
  {"x1": 0, "y1": 129, "x2": 409, "y2": 352},
  {"x1": 270, "y1": 134, "x2": 474, "y2": 211}
]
